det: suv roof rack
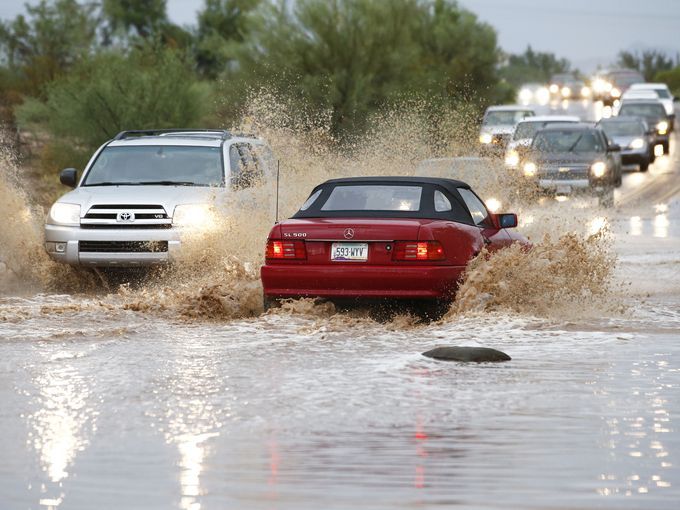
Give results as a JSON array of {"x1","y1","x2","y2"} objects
[{"x1": 113, "y1": 129, "x2": 232, "y2": 141}]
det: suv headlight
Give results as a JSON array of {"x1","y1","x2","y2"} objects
[
  {"x1": 656, "y1": 121, "x2": 668, "y2": 135},
  {"x1": 479, "y1": 133, "x2": 493, "y2": 144},
  {"x1": 48, "y1": 203, "x2": 80, "y2": 226},
  {"x1": 629, "y1": 138, "x2": 644, "y2": 149},
  {"x1": 523, "y1": 162, "x2": 537, "y2": 177},
  {"x1": 173, "y1": 204, "x2": 215, "y2": 228},
  {"x1": 591, "y1": 161, "x2": 607, "y2": 178},
  {"x1": 505, "y1": 149, "x2": 520, "y2": 167}
]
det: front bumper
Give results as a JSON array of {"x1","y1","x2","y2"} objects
[
  {"x1": 44, "y1": 224, "x2": 182, "y2": 266},
  {"x1": 261, "y1": 264, "x2": 465, "y2": 300}
]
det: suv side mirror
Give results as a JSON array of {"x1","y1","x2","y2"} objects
[
  {"x1": 497, "y1": 213, "x2": 518, "y2": 228},
  {"x1": 60, "y1": 168, "x2": 78, "y2": 188},
  {"x1": 608, "y1": 143, "x2": 621, "y2": 152}
]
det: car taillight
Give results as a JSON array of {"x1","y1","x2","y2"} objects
[
  {"x1": 392, "y1": 241, "x2": 445, "y2": 261},
  {"x1": 265, "y1": 239, "x2": 307, "y2": 260}
]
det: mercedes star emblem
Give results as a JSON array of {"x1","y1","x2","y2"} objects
[{"x1": 344, "y1": 228, "x2": 355, "y2": 239}]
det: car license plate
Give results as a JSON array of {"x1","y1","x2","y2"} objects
[
  {"x1": 331, "y1": 242, "x2": 368, "y2": 262},
  {"x1": 556, "y1": 184, "x2": 572, "y2": 195}
]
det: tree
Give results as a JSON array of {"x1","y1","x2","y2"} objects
[
  {"x1": 655, "y1": 67, "x2": 680, "y2": 97},
  {"x1": 234, "y1": 0, "x2": 504, "y2": 137},
  {"x1": 0, "y1": 0, "x2": 98, "y2": 96},
  {"x1": 500, "y1": 45, "x2": 572, "y2": 86},
  {"x1": 102, "y1": 0, "x2": 167, "y2": 40},
  {"x1": 617, "y1": 49, "x2": 679, "y2": 81},
  {"x1": 17, "y1": 46, "x2": 211, "y2": 150},
  {"x1": 194, "y1": 0, "x2": 262, "y2": 78}
]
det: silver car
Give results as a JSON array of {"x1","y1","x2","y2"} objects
[{"x1": 44, "y1": 130, "x2": 275, "y2": 267}]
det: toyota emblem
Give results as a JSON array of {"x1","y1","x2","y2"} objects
[
  {"x1": 117, "y1": 211, "x2": 135, "y2": 222},
  {"x1": 344, "y1": 228, "x2": 354, "y2": 239}
]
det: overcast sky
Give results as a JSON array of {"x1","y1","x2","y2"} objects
[{"x1": 1, "y1": 0, "x2": 678, "y2": 72}]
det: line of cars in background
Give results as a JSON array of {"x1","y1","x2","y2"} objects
[{"x1": 478, "y1": 71, "x2": 677, "y2": 206}]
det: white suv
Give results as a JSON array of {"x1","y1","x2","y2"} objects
[{"x1": 44, "y1": 130, "x2": 275, "y2": 267}]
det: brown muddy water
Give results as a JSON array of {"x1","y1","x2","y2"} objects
[{"x1": 1, "y1": 107, "x2": 679, "y2": 509}]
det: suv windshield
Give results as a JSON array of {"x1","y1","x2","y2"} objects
[
  {"x1": 484, "y1": 110, "x2": 533, "y2": 126},
  {"x1": 83, "y1": 146, "x2": 223, "y2": 186},
  {"x1": 618, "y1": 103, "x2": 666, "y2": 121},
  {"x1": 599, "y1": 121, "x2": 644, "y2": 137},
  {"x1": 533, "y1": 130, "x2": 604, "y2": 153}
]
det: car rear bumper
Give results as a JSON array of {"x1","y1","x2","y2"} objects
[
  {"x1": 261, "y1": 264, "x2": 466, "y2": 300},
  {"x1": 44, "y1": 224, "x2": 182, "y2": 267}
]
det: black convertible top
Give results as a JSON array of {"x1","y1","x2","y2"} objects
[
  {"x1": 317, "y1": 176, "x2": 471, "y2": 192},
  {"x1": 293, "y1": 176, "x2": 477, "y2": 223}
]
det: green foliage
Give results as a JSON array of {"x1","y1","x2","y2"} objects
[
  {"x1": 500, "y1": 45, "x2": 572, "y2": 86},
  {"x1": 235, "y1": 0, "x2": 504, "y2": 137},
  {"x1": 655, "y1": 67, "x2": 680, "y2": 97},
  {"x1": 0, "y1": 0, "x2": 98, "y2": 96},
  {"x1": 195, "y1": 0, "x2": 262, "y2": 78},
  {"x1": 102, "y1": 0, "x2": 167, "y2": 39},
  {"x1": 17, "y1": 47, "x2": 212, "y2": 150},
  {"x1": 617, "y1": 50, "x2": 679, "y2": 82}
]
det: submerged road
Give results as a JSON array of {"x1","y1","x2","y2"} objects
[{"x1": 0, "y1": 102, "x2": 679, "y2": 510}]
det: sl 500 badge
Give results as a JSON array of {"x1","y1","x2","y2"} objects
[{"x1": 284, "y1": 232, "x2": 307, "y2": 238}]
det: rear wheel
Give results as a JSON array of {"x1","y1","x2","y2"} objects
[
  {"x1": 597, "y1": 186, "x2": 614, "y2": 208},
  {"x1": 263, "y1": 295, "x2": 281, "y2": 312},
  {"x1": 416, "y1": 299, "x2": 452, "y2": 322},
  {"x1": 639, "y1": 160, "x2": 649, "y2": 172},
  {"x1": 662, "y1": 140, "x2": 670, "y2": 155}
]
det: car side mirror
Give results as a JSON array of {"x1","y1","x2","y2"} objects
[
  {"x1": 608, "y1": 144, "x2": 621, "y2": 152},
  {"x1": 497, "y1": 213, "x2": 518, "y2": 229},
  {"x1": 60, "y1": 168, "x2": 78, "y2": 188}
]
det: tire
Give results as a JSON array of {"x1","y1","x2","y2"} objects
[
  {"x1": 662, "y1": 141, "x2": 670, "y2": 155},
  {"x1": 639, "y1": 160, "x2": 649, "y2": 172},
  {"x1": 416, "y1": 299, "x2": 452, "y2": 322},
  {"x1": 263, "y1": 295, "x2": 281, "y2": 312},
  {"x1": 598, "y1": 187, "x2": 614, "y2": 208}
]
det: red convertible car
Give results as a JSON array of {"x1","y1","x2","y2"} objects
[{"x1": 261, "y1": 177, "x2": 527, "y2": 318}]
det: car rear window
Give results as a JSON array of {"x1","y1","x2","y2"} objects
[{"x1": 320, "y1": 185, "x2": 422, "y2": 211}]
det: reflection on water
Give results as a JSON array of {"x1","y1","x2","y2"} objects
[
  {"x1": 654, "y1": 214, "x2": 669, "y2": 238},
  {"x1": 159, "y1": 343, "x2": 225, "y2": 510},
  {"x1": 630, "y1": 215, "x2": 642, "y2": 236},
  {"x1": 28, "y1": 362, "x2": 96, "y2": 509},
  {"x1": 178, "y1": 432, "x2": 218, "y2": 510}
]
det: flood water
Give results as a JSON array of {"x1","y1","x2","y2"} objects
[{"x1": 1, "y1": 106, "x2": 680, "y2": 509}]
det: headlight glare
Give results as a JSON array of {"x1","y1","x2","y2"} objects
[
  {"x1": 48, "y1": 203, "x2": 80, "y2": 225},
  {"x1": 523, "y1": 162, "x2": 537, "y2": 177},
  {"x1": 611, "y1": 87, "x2": 621, "y2": 98},
  {"x1": 505, "y1": 149, "x2": 520, "y2": 167},
  {"x1": 486, "y1": 197, "x2": 502, "y2": 213},
  {"x1": 630, "y1": 138, "x2": 644, "y2": 149},
  {"x1": 479, "y1": 133, "x2": 492, "y2": 144},
  {"x1": 656, "y1": 121, "x2": 668, "y2": 135},
  {"x1": 173, "y1": 204, "x2": 215, "y2": 228},
  {"x1": 591, "y1": 161, "x2": 607, "y2": 178}
]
